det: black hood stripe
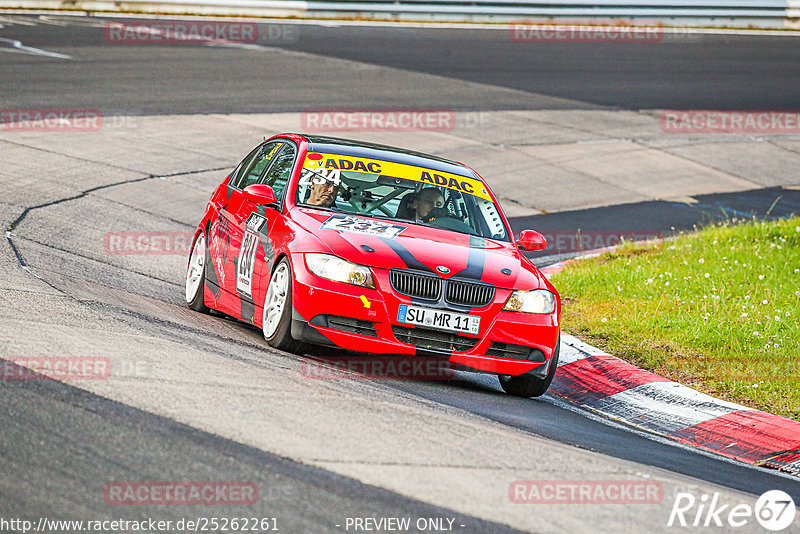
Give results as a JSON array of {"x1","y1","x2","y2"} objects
[
  {"x1": 378, "y1": 237, "x2": 436, "y2": 274},
  {"x1": 452, "y1": 235, "x2": 486, "y2": 281}
]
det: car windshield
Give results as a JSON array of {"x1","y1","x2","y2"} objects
[{"x1": 294, "y1": 152, "x2": 509, "y2": 241}]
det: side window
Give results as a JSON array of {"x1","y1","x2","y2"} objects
[
  {"x1": 260, "y1": 143, "x2": 297, "y2": 200},
  {"x1": 236, "y1": 141, "x2": 283, "y2": 190},
  {"x1": 230, "y1": 146, "x2": 261, "y2": 188}
]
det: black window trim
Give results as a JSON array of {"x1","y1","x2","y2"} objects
[{"x1": 258, "y1": 138, "x2": 299, "y2": 213}]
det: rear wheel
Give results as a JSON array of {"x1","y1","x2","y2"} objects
[
  {"x1": 262, "y1": 258, "x2": 303, "y2": 353},
  {"x1": 185, "y1": 232, "x2": 209, "y2": 313},
  {"x1": 499, "y1": 334, "x2": 560, "y2": 397}
]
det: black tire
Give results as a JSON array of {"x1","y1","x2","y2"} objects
[
  {"x1": 262, "y1": 258, "x2": 304, "y2": 353},
  {"x1": 499, "y1": 334, "x2": 560, "y2": 397},
  {"x1": 185, "y1": 231, "x2": 210, "y2": 313}
]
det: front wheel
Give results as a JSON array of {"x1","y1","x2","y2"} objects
[
  {"x1": 262, "y1": 258, "x2": 303, "y2": 353},
  {"x1": 499, "y1": 334, "x2": 560, "y2": 397},
  {"x1": 185, "y1": 231, "x2": 209, "y2": 313}
]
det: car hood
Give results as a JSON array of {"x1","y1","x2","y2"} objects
[{"x1": 290, "y1": 208, "x2": 546, "y2": 290}]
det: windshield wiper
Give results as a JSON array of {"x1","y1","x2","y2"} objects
[
  {"x1": 364, "y1": 212, "x2": 407, "y2": 223},
  {"x1": 301, "y1": 204, "x2": 342, "y2": 213},
  {"x1": 413, "y1": 220, "x2": 487, "y2": 239}
]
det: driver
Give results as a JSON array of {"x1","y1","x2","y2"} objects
[
  {"x1": 307, "y1": 177, "x2": 340, "y2": 207},
  {"x1": 413, "y1": 187, "x2": 445, "y2": 222}
]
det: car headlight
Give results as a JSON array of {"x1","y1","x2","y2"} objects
[
  {"x1": 503, "y1": 289, "x2": 556, "y2": 314},
  {"x1": 305, "y1": 253, "x2": 375, "y2": 289}
]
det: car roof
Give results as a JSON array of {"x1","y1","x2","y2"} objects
[{"x1": 299, "y1": 134, "x2": 479, "y2": 180}]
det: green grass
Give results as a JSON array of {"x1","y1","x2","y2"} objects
[{"x1": 552, "y1": 217, "x2": 800, "y2": 421}]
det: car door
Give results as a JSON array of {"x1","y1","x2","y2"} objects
[
  {"x1": 206, "y1": 144, "x2": 263, "y2": 301},
  {"x1": 229, "y1": 141, "x2": 298, "y2": 323},
  {"x1": 209, "y1": 141, "x2": 283, "y2": 315}
]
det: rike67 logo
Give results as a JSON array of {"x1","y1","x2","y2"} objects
[{"x1": 668, "y1": 490, "x2": 796, "y2": 531}]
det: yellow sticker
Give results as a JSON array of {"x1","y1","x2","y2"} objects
[
  {"x1": 303, "y1": 153, "x2": 490, "y2": 201},
  {"x1": 359, "y1": 295, "x2": 371, "y2": 309}
]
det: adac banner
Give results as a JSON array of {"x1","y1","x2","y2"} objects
[{"x1": 302, "y1": 152, "x2": 491, "y2": 201}]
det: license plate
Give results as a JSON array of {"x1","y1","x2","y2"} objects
[{"x1": 397, "y1": 304, "x2": 480, "y2": 335}]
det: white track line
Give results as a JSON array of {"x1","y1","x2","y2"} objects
[{"x1": 0, "y1": 37, "x2": 71, "y2": 59}]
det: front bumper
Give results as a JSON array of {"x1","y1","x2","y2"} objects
[{"x1": 289, "y1": 253, "x2": 560, "y2": 376}]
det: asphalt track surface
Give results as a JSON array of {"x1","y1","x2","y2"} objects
[
  {"x1": 1, "y1": 15, "x2": 799, "y2": 112},
  {"x1": 0, "y1": 369, "x2": 523, "y2": 533},
  {"x1": 2, "y1": 13, "x2": 800, "y2": 533},
  {"x1": 3, "y1": 350, "x2": 800, "y2": 527}
]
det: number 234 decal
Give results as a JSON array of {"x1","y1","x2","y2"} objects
[
  {"x1": 320, "y1": 214, "x2": 406, "y2": 239},
  {"x1": 299, "y1": 168, "x2": 341, "y2": 187}
]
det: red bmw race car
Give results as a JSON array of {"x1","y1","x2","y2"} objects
[{"x1": 186, "y1": 133, "x2": 561, "y2": 397}]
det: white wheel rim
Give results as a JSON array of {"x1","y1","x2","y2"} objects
[
  {"x1": 185, "y1": 234, "x2": 205, "y2": 303},
  {"x1": 263, "y1": 262, "x2": 289, "y2": 339}
]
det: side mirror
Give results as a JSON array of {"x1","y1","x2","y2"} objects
[
  {"x1": 242, "y1": 184, "x2": 278, "y2": 207},
  {"x1": 516, "y1": 229, "x2": 548, "y2": 251}
]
